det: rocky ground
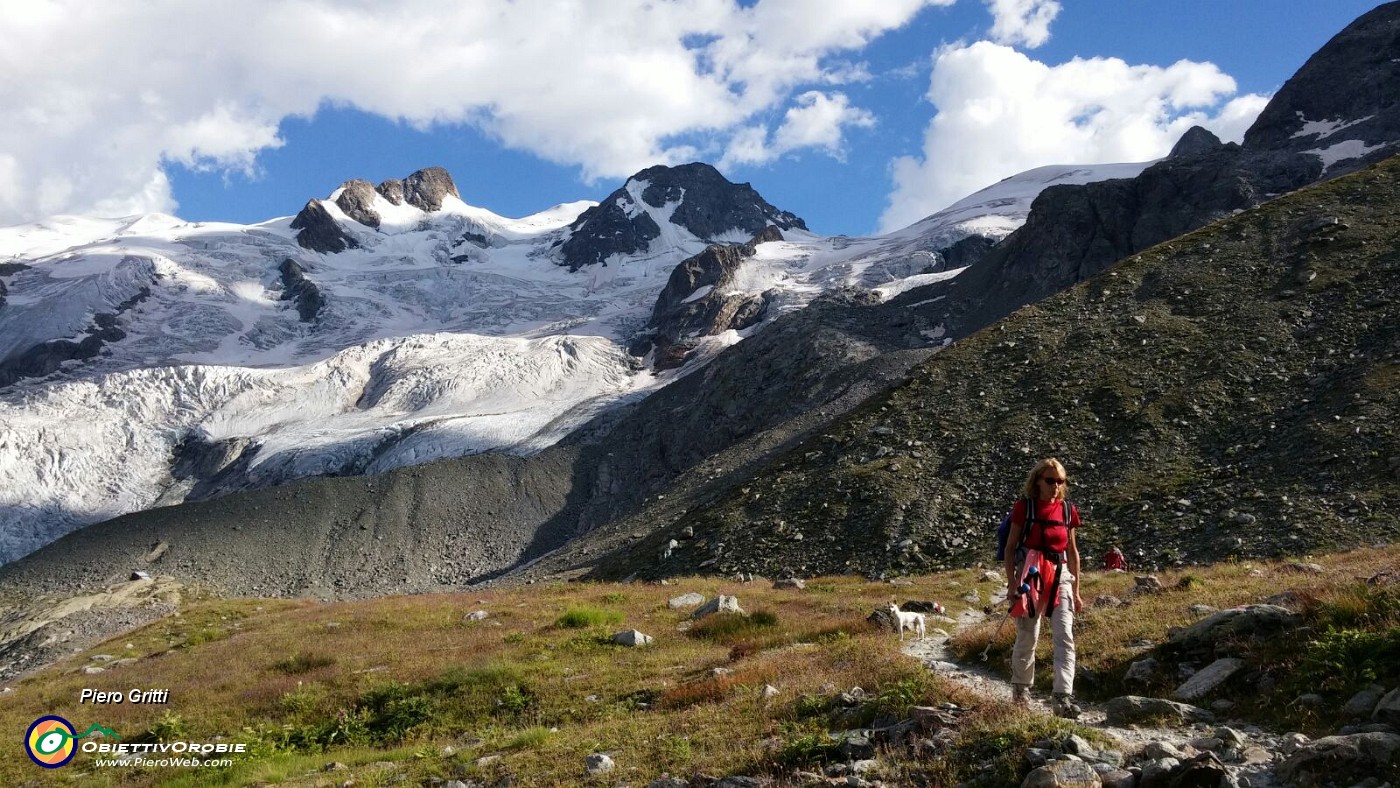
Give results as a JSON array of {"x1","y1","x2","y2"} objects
[{"x1": 902, "y1": 607, "x2": 1294, "y2": 787}]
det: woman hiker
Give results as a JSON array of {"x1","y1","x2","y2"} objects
[{"x1": 1004, "y1": 457, "x2": 1085, "y2": 718}]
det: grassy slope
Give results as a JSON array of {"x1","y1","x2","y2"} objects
[
  {"x1": 585, "y1": 154, "x2": 1400, "y2": 583},
  {"x1": 2, "y1": 546, "x2": 1397, "y2": 786}
]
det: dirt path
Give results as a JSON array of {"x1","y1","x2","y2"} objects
[{"x1": 900, "y1": 606, "x2": 1287, "y2": 787}]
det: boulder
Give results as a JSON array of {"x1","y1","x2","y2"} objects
[
  {"x1": 612, "y1": 629, "x2": 653, "y2": 647},
  {"x1": 1342, "y1": 683, "x2": 1386, "y2": 718},
  {"x1": 1103, "y1": 696, "x2": 1214, "y2": 726},
  {"x1": 585, "y1": 752, "x2": 615, "y2": 775},
  {"x1": 773, "y1": 578, "x2": 805, "y2": 590},
  {"x1": 668, "y1": 592, "x2": 705, "y2": 609},
  {"x1": 1172, "y1": 657, "x2": 1245, "y2": 701},
  {"x1": 1275, "y1": 732, "x2": 1400, "y2": 785},
  {"x1": 1165, "y1": 605, "x2": 1302, "y2": 658},
  {"x1": 1374, "y1": 687, "x2": 1400, "y2": 727},
  {"x1": 1020, "y1": 759, "x2": 1100, "y2": 787},
  {"x1": 691, "y1": 595, "x2": 744, "y2": 619}
]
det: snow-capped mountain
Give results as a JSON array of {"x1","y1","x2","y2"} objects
[{"x1": 0, "y1": 160, "x2": 1150, "y2": 562}]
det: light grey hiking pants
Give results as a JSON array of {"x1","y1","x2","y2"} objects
[{"x1": 1011, "y1": 567, "x2": 1075, "y2": 695}]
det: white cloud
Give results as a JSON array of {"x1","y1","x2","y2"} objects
[
  {"x1": 984, "y1": 0, "x2": 1061, "y2": 48},
  {"x1": 0, "y1": 0, "x2": 954, "y2": 225},
  {"x1": 879, "y1": 42, "x2": 1270, "y2": 233},
  {"x1": 722, "y1": 91, "x2": 876, "y2": 166}
]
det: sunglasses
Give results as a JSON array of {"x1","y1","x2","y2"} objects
[{"x1": 1040, "y1": 477, "x2": 1067, "y2": 486}]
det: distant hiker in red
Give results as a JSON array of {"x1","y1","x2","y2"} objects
[
  {"x1": 1003, "y1": 457, "x2": 1084, "y2": 718},
  {"x1": 1104, "y1": 546, "x2": 1127, "y2": 572}
]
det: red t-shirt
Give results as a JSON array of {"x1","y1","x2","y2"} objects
[{"x1": 1011, "y1": 498, "x2": 1080, "y2": 552}]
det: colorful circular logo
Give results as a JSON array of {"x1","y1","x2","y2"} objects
[{"x1": 26, "y1": 716, "x2": 76, "y2": 768}]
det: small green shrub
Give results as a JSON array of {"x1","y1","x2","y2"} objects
[
  {"x1": 794, "y1": 694, "x2": 829, "y2": 718},
  {"x1": 504, "y1": 726, "x2": 553, "y2": 750},
  {"x1": 688, "y1": 610, "x2": 780, "y2": 643},
  {"x1": 776, "y1": 730, "x2": 840, "y2": 768},
  {"x1": 555, "y1": 607, "x2": 625, "y2": 629},
  {"x1": 271, "y1": 653, "x2": 336, "y2": 675},
  {"x1": 134, "y1": 712, "x2": 187, "y2": 744},
  {"x1": 358, "y1": 682, "x2": 438, "y2": 743},
  {"x1": 1297, "y1": 627, "x2": 1400, "y2": 692}
]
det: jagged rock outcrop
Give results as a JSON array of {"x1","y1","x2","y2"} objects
[
  {"x1": 1244, "y1": 2, "x2": 1400, "y2": 169},
  {"x1": 376, "y1": 178, "x2": 405, "y2": 205},
  {"x1": 937, "y1": 234, "x2": 996, "y2": 271},
  {"x1": 278, "y1": 258, "x2": 325, "y2": 322},
  {"x1": 558, "y1": 163, "x2": 805, "y2": 271},
  {"x1": 334, "y1": 179, "x2": 382, "y2": 229},
  {"x1": 169, "y1": 433, "x2": 257, "y2": 501},
  {"x1": 0, "y1": 287, "x2": 149, "y2": 389},
  {"x1": 290, "y1": 200, "x2": 358, "y2": 254},
  {"x1": 403, "y1": 166, "x2": 460, "y2": 212},
  {"x1": 638, "y1": 228, "x2": 786, "y2": 368}
]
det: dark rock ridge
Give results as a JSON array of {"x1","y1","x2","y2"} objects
[
  {"x1": 639, "y1": 227, "x2": 786, "y2": 368},
  {"x1": 334, "y1": 179, "x2": 381, "y2": 229},
  {"x1": 0, "y1": 285, "x2": 150, "y2": 389},
  {"x1": 557, "y1": 163, "x2": 806, "y2": 271},
  {"x1": 290, "y1": 200, "x2": 357, "y2": 254},
  {"x1": 1243, "y1": 1, "x2": 1400, "y2": 169},
  {"x1": 929, "y1": 139, "x2": 1321, "y2": 332},
  {"x1": 277, "y1": 259, "x2": 325, "y2": 322}
]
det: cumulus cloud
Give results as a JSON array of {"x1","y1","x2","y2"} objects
[
  {"x1": 721, "y1": 91, "x2": 876, "y2": 166},
  {"x1": 984, "y1": 0, "x2": 1061, "y2": 48},
  {"x1": 0, "y1": 0, "x2": 954, "y2": 225},
  {"x1": 879, "y1": 42, "x2": 1270, "y2": 233}
]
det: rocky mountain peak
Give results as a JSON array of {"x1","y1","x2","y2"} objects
[
  {"x1": 291, "y1": 166, "x2": 461, "y2": 253},
  {"x1": 557, "y1": 162, "x2": 806, "y2": 271},
  {"x1": 402, "y1": 166, "x2": 460, "y2": 212},
  {"x1": 1243, "y1": 1, "x2": 1400, "y2": 168},
  {"x1": 1169, "y1": 126, "x2": 1226, "y2": 159}
]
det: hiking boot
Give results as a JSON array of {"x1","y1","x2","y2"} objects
[
  {"x1": 1052, "y1": 693, "x2": 1082, "y2": 719},
  {"x1": 1011, "y1": 684, "x2": 1029, "y2": 707}
]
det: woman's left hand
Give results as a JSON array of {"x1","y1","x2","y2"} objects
[{"x1": 1072, "y1": 593, "x2": 1084, "y2": 613}]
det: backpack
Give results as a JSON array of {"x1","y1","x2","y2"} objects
[{"x1": 995, "y1": 497, "x2": 1072, "y2": 562}]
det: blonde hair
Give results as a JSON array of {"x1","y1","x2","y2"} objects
[{"x1": 1022, "y1": 457, "x2": 1069, "y2": 501}]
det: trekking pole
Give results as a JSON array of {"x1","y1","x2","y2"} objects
[{"x1": 980, "y1": 580, "x2": 1030, "y2": 662}]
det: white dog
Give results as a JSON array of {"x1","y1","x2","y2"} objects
[{"x1": 887, "y1": 603, "x2": 926, "y2": 641}]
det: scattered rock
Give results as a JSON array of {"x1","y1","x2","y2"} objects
[
  {"x1": 668, "y1": 592, "x2": 705, "y2": 609},
  {"x1": 1021, "y1": 758, "x2": 1100, "y2": 787},
  {"x1": 773, "y1": 578, "x2": 806, "y2": 590},
  {"x1": 585, "y1": 752, "x2": 615, "y2": 775},
  {"x1": 612, "y1": 630, "x2": 653, "y2": 647},
  {"x1": 691, "y1": 595, "x2": 744, "y2": 619},
  {"x1": 1173, "y1": 657, "x2": 1245, "y2": 701},
  {"x1": 464, "y1": 610, "x2": 489, "y2": 622},
  {"x1": 1134, "y1": 576, "x2": 1165, "y2": 594}
]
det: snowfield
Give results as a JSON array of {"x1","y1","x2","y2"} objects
[{"x1": 0, "y1": 161, "x2": 1148, "y2": 561}]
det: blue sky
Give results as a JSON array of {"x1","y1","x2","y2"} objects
[{"x1": 1, "y1": 1, "x2": 1385, "y2": 237}]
